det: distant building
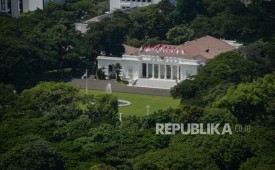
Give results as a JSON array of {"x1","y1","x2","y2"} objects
[
  {"x1": 76, "y1": 0, "x2": 175, "y2": 34},
  {"x1": 97, "y1": 36, "x2": 241, "y2": 89},
  {"x1": 240, "y1": 0, "x2": 272, "y2": 6},
  {"x1": 0, "y1": 0, "x2": 65, "y2": 17},
  {"x1": 110, "y1": 0, "x2": 163, "y2": 12}
]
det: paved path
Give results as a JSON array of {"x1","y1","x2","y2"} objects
[{"x1": 70, "y1": 78, "x2": 171, "y2": 96}]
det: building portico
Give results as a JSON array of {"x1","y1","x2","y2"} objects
[{"x1": 97, "y1": 54, "x2": 201, "y2": 83}]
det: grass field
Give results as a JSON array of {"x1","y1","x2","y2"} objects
[{"x1": 82, "y1": 90, "x2": 180, "y2": 116}]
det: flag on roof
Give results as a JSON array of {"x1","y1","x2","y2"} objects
[{"x1": 139, "y1": 46, "x2": 143, "y2": 53}]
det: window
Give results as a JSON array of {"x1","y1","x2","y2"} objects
[
  {"x1": 19, "y1": 0, "x2": 23, "y2": 13},
  {"x1": 148, "y1": 64, "x2": 152, "y2": 78},
  {"x1": 154, "y1": 64, "x2": 159, "y2": 78},
  {"x1": 148, "y1": 0, "x2": 151, "y2": 2},
  {"x1": 1, "y1": 0, "x2": 6, "y2": 10},
  {"x1": 142, "y1": 0, "x2": 146, "y2": 2},
  {"x1": 122, "y1": 6, "x2": 130, "y2": 9},
  {"x1": 142, "y1": 63, "x2": 147, "y2": 77},
  {"x1": 166, "y1": 65, "x2": 171, "y2": 79},
  {"x1": 160, "y1": 65, "x2": 165, "y2": 79},
  {"x1": 7, "y1": 0, "x2": 10, "y2": 10},
  {"x1": 108, "y1": 65, "x2": 113, "y2": 72}
]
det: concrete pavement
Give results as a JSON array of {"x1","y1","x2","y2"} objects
[{"x1": 70, "y1": 78, "x2": 171, "y2": 96}]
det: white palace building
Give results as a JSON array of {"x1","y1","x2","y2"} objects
[{"x1": 97, "y1": 36, "x2": 242, "y2": 89}]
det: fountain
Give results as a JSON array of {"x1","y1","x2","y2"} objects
[
  {"x1": 117, "y1": 100, "x2": 131, "y2": 107},
  {"x1": 105, "y1": 83, "x2": 131, "y2": 107},
  {"x1": 105, "y1": 83, "x2": 112, "y2": 94}
]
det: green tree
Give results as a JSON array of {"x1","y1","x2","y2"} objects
[
  {"x1": 114, "y1": 63, "x2": 122, "y2": 81},
  {"x1": 189, "y1": 16, "x2": 214, "y2": 38},
  {"x1": 87, "y1": 94, "x2": 118, "y2": 124},
  {"x1": 238, "y1": 41, "x2": 275, "y2": 73},
  {"x1": 90, "y1": 163, "x2": 116, "y2": 170},
  {"x1": 0, "y1": 136, "x2": 64, "y2": 170},
  {"x1": 214, "y1": 73, "x2": 275, "y2": 124},
  {"x1": 171, "y1": 52, "x2": 262, "y2": 106},
  {"x1": 175, "y1": 0, "x2": 204, "y2": 23},
  {"x1": 199, "y1": 107, "x2": 237, "y2": 124},
  {"x1": 0, "y1": 84, "x2": 17, "y2": 119},
  {"x1": 166, "y1": 25, "x2": 194, "y2": 44},
  {"x1": 53, "y1": 115, "x2": 92, "y2": 141},
  {"x1": 170, "y1": 105, "x2": 205, "y2": 123},
  {"x1": 96, "y1": 68, "x2": 106, "y2": 79},
  {"x1": 16, "y1": 82, "x2": 79, "y2": 115}
]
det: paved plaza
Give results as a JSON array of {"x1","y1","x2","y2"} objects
[{"x1": 70, "y1": 78, "x2": 171, "y2": 96}]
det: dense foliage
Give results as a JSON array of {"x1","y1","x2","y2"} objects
[
  {"x1": 0, "y1": 0, "x2": 275, "y2": 169},
  {"x1": 0, "y1": 1, "x2": 108, "y2": 90},
  {"x1": 0, "y1": 81, "x2": 274, "y2": 169},
  {"x1": 171, "y1": 51, "x2": 262, "y2": 105}
]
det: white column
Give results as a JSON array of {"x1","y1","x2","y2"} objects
[
  {"x1": 152, "y1": 64, "x2": 154, "y2": 79},
  {"x1": 171, "y1": 65, "x2": 173, "y2": 80},
  {"x1": 180, "y1": 66, "x2": 182, "y2": 80},
  {"x1": 182, "y1": 66, "x2": 184, "y2": 80},
  {"x1": 164, "y1": 65, "x2": 167, "y2": 79},
  {"x1": 158, "y1": 64, "x2": 160, "y2": 79},
  {"x1": 146, "y1": 63, "x2": 148, "y2": 78}
]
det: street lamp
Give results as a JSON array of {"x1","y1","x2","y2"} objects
[{"x1": 119, "y1": 113, "x2": 123, "y2": 122}]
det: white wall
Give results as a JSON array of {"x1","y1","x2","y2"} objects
[
  {"x1": 98, "y1": 55, "x2": 200, "y2": 81},
  {"x1": 23, "y1": 0, "x2": 43, "y2": 12},
  {"x1": 97, "y1": 58, "x2": 142, "y2": 80},
  {"x1": 110, "y1": 0, "x2": 163, "y2": 12},
  {"x1": 110, "y1": 0, "x2": 120, "y2": 12},
  {"x1": 10, "y1": 0, "x2": 20, "y2": 17},
  {"x1": 121, "y1": 60, "x2": 142, "y2": 79},
  {"x1": 180, "y1": 65, "x2": 198, "y2": 80}
]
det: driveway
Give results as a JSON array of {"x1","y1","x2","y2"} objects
[{"x1": 70, "y1": 78, "x2": 171, "y2": 96}]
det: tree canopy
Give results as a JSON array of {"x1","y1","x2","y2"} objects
[{"x1": 0, "y1": 0, "x2": 275, "y2": 169}]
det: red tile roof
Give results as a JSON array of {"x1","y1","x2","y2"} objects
[
  {"x1": 124, "y1": 35, "x2": 235, "y2": 60},
  {"x1": 123, "y1": 44, "x2": 140, "y2": 55},
  {"x1": 179, "y1": 35, "x2": 235, "y2": 59}
]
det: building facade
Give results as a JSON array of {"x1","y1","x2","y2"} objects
[
  {"x1": 98, "y1": 53, "x2": 201, "y2": 82},
  {"x1": 110, "y1": 0, "x2": 162, "y2": 12},
  {"x1": 0, "y1": 0, "x2": 65, "y2": 17},
  {"x1": 97, "y1": 36, "x2": 240, "y2": 89}
]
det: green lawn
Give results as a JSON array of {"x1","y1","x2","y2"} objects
[{"x1": 82, "y1": 90, "x2": 180, "y2": 116}]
